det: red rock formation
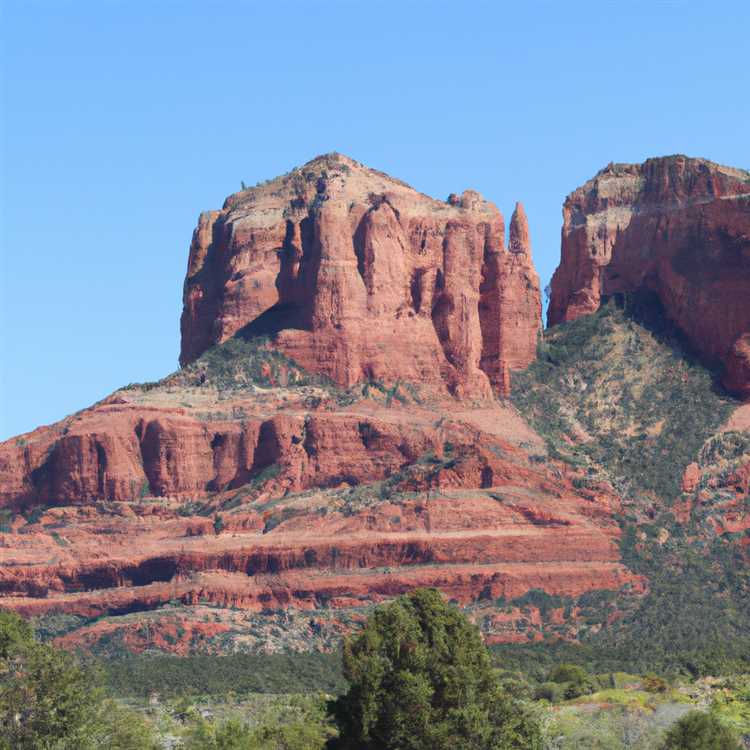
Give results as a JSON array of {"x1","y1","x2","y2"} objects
[
  {"x1": 0, "y1": 398, "x2": 442, "y2": 506},
  {"x1": 480, "y1": 203, "x2": 541, "y2": 391},
  {"x1": 0, "y1": 154, "x2": 648, "y2": 656},
  {"x1": 547, "y1": 155, "x2": 750, "y2": 397},
  {"x1": 180, "y1": 154, "x2": 541, "y2": 398},
  {"x1": 681, "y1": 462, "x2": 701, "y2": 493},
  {"x1": 1, "y1": 443, "x2": 640, "y2": 651},
  {"x1": 7, "y1": 563, "x2": 642, "y2": 624},
  {"x1": 0, "y1": 376, "x2": 640, "y2": 650}
]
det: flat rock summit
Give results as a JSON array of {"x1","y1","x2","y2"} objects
[{"x1": 0, "y1": 153, "x2": 748, "y2": 656}]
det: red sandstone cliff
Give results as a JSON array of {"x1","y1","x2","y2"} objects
[
  {"x1": 180, "y1": 153, "x2": 541, "y2": 398},
  {"x1": 0, "y1": 381, "x2": 641, "y2": 651},
  {"x1": 0, "y1": 398, "x2": 442, "y2": 507},
  {"x1": 547, "y1": 155, "x2": 750, "y2": 397}
]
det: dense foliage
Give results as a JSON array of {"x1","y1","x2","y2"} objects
[
  {"x1": 181, "y1": 695, "x2": 332, "y2": 750},
  {"x1": 0, "y1": 611, "x2": 158, "y2": 749},
  {"x1": 660, "y1": 710, "x2": 740, "y2": 749},
  {"x1": 104, "y1": 651, "x2": 345, "y2": 697},
  {"x1": 329, "y1": 588, "x2": 542, "y2": 750},
  {"x1": 491, "y1": 638, "x2": 750, "y2": 684}
]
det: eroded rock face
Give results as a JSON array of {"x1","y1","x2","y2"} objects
[
  {"x1": 0, "y1": 387, "x2": 641, "y2": 651},
  {"x1": 0, "y1": 363, "x2": 644, "y2": 651},
  {"x1": 0, "y1": 153, "x2": 654, "y2": 656},
  {"x1": 547, "y1": 155, "x2": 750, "y2": 397},
  {"x1": 0, "y1": 400, "x2": 439, "y2": 506},
  {"x1": 180, "y1": 153, "x2": 541, "y2": 397}
]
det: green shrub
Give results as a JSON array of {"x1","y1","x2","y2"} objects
[
  {"x1": 182, "y1": 706, "x2": 330, "y2": 750},
  {"x1": 546, "y1": 663, "x2": 595, "y2": 699},
  {"x1": 643, "y1": 673, "x2": 669, "y2": 692},
  {"x1": 533, "y1": 681, "x2": 564, "y2": 702},
  {"x1": 548, "y1": 663, "x2": 589, "y2": 685},
  {"x1": 660, "y1": 710, "x2": 740, "y2": 749}
]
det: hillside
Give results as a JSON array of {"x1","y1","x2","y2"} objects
[
  {"x1": 513, "y1": 293, "x2": 750, "y2": 671},
  {"x1": 0, "y1": 331, "x2": 639, "y2": 655}
]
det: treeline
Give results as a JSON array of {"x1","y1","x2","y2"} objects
[
  {"x1": 491, "y1": 637, "x2": 750, "y2": 684},
  {"x1": 100, "y1": 636, "x2": 750, "y2": 701},
  {"x1": 104, "y1": 651, "x2": 345, "y2": 698}
]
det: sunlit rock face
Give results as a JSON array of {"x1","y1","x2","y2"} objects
[
  {"x1": 548, "y1": 155, "x2": 750, "y2": 398},
  {"x1": 180, "y1": 153, "x2": 542, "y2": 398},
  {"x1": 1, "y1": 154, "x2": 654, "y2": 656}
]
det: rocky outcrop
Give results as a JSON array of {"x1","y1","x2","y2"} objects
[
  {"x1": 180, "y1": 153, "x2": 541, "y2": 398},
  {"x1": 0, "y1": 399, "x2": 440, "y2": 507},
  {"x1": 0, "y1": 372, "x2": 641, "y2": 651},
  {"x1": 547, "y1": 155, "x2": 750, "y2": 397},
  {"x1": 1, "y1": 419, "x2": 640, "y2": 651}
]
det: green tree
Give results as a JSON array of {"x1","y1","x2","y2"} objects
[
  {"x1": 0, "y1": 609, "x2": 33, "y2": 658},
  {"x1": 251, "y1": 719, "x2": 329, "y2": 750},
  {"x1": 183, "y1": 717, "x2": 253, "y2": 750},
  {"x1": 660, "y1": 710, "x2": 740, "y2": 750},
  {"x1": 547, "y1": 663, "x2": 594, "y2": 699},
  {"x1": 0, "y1": 610, "x2": 158, "y2": 750},
  {"x1": 95, "y1": 699, "x2": 161, "y2": 749},
  {"x1": 328, "y1": 588, "x2": 541, "y2": 750}
]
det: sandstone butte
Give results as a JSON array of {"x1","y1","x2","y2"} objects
[
  {"x1": 1, "y1": 151, "x2": 747, "y2": 657},
  {"x1": 180, "y1": 153, "x2": 542, "y2": 399},
  {"x1": 547, "y1": 154, "x2": 750, "y2": 398}
]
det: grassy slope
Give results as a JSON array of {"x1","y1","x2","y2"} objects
[
  {"x1": 512, "y1": 294, "x2": 734, "y2": 502},
  {"x1": 511, "y1": 294, "x2": 750, "y2": 675}
]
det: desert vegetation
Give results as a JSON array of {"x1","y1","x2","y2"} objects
[
  {"x1": 512, "y1": 293, "x2": 750, "y2": 677},
  {"x1": 4, "y1": 592, "x2": 749, "y2": 749},
  {"x1": 0, "y1": 610, "x2": 159, "y2": 749},
  {"x1": 512, "y1": 293, "x2": 735, "y2": 501}
]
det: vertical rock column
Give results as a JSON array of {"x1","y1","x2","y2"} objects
[
  {"x1": 480, "y1": 202, "x2": 542, "y2": 395},
  {"x1": 308, "y1": 199, "x2": 368, "y2": 386},
  {"x1": 433, "y1": 218, "x2": 493, "y2": 398}
]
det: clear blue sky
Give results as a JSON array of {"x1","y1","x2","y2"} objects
[{"x1": 1, "y1": 1, "x2": 748, "y2": 440}]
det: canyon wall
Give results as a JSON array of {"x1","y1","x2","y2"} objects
[{"x1": 0, "y1": 399, "x2": 440, "y2": 506}]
